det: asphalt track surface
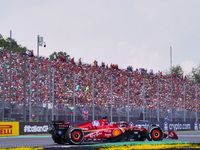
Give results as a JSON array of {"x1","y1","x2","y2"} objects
[{"x1": 0, "y1": 131, "x2": 200, "y2": 148}]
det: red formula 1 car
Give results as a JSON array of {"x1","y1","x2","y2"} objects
[{"x1": 49, "y1": 117, "x2": 178, "y2": 145}]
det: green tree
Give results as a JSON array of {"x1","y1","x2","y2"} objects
[
  {"x1": 0, "y1": 34, "x2": 8, "y2": 49},
  {"x1": 163, "y1": 65, "x2": 184, "y2": 77},
  {"x1": 171, "y1": 65, "x2": 184, "y2": 77},
  {"x1": 0, "y1": 34, "x2": 27, "y2": 52},
  {"x1": 49, "y1": 51, "x2": 70, "y2": 60},
  {"x1": 191, "y1": 64, "x2": 200, "y2": 83}
]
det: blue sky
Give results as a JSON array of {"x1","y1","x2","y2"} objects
[{"x1": 1, "y1": 0, "x2": 200, "y2": 75}]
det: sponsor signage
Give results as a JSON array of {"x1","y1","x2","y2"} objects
[
  {"x1": 194, "y1": 122, "x2": 200, "y2": 131},
  {"x1": 0, "y1": 122, "x2": 19, "y2": 136},
  {"x1": 1, "y1": 121, "x2": 199, "y2": 136},
  {"x1": 129, "y1": 122, "x2": 161, "y2": 129},
  {"x1": 163, "y1": 122, "x2": 191, "y2": 131},
  {"x1": 19, "y1": 122, "x2": 50, "y2": 135},
  {"x1": 129, "y1": 121, "x2": 197, "y2": 131}
]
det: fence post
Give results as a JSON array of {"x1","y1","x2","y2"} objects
[
  {"x1": 49, "y1": 58, "x2": 51, "y2": 121},
  {"x1": 184, "y1": 83, "x2": 186, "y2": 122},
  {"x1": 127, "y1": 77, "x2": 130, "y2": 122},
  {"x1": 9, "y1": 30, "x2": 12, "y2": 121},
  {"x1": 73, "y1": 73, "x2": 76, "y2": 122},
  {"x1": 143, "y1": 78, "x2": 145, "y2": 121},
  {"x1": 52, "y1": 68, "x2": 55, "y2": 121},
  {"x1": 37, "y1": 35, "x2": 39, "y2": 121},
  {"x1": 46, "y1": 103, "x2": 48, "y2": 122},
  {"x1": 111, "y1": 75, "x2": 113, "y2": 122},
  {"x1": 2, "y1": 64, "x2": 5, "y2": 121},
  {"x1": 29, "y1": 66, "x2": 32, "y2": 121},
  {"x1": 157, "y1": 78, "x2": 160, "y2": 122},
  {"x1": 92, "y1": 72, "x2": 95, "y2": 120},
  {"x1": 56, "y1": 107, "x2": 58, "y2": 120},
  {"x1": 171, "y1": 77, "x2": 173, "y2": 122},
  {"x1": 23, "y1": 54, "x2": 27, "y2": 121},
  {"x1": 196, "y1": 84, "x2": 198, "y2": 123}
]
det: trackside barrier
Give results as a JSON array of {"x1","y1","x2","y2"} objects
[
  {"x1": 1, "y1": 121, "x2": 200, "y2": 136},
  {"x1": 19, "y1": 122, "x2": 80, "y2": 135},
  {"x1": 129, "y1": 121, "x2": 200, "y2": 131},
  {"x1": 0, "y1": 122, "x2": 19, "y2": 136},
  {"x1": 19, "y1": 121, "x2": 200, "y2": 135},
  {"x1": 19, "y1": 122, "x2": 50, "y2": 135}
]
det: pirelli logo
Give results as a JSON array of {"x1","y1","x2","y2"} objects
[
  {"x1": 0, "y1": 122, "x2": 19, "y2": 136},
  {"x1": 0, "y1": 125, "x2": 13, "y2": 135}
]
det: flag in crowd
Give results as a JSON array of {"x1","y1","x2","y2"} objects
[
  {"x1": 85, "y1": 86, "x2": 89, "y2": 91},
  {"x1": 83, "y1": 108, "x2": 89, "y2": 120},
  {"x1": 68, "y1": 106, "x2": 74, "y2": 114},
  {"x1": 76, "y1": 85, "x2": 81, "y2": 91}
]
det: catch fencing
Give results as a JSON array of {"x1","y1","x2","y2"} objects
[{"x1": 0, "y1": 50, "x2": 200, "y2": 123}]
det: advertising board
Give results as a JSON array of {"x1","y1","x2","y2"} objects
[
  {"x1": 129, "y1": 121, "x2": 197, "y2": 131},
  {"x1": 0, "y1": 122, "x2": 19, "y2": 136},
  {"x1": 163, "y1": 122, "x2": 192, "y2": 131},
  {"x1": 19, "y1": 122, "x2": 50, "y2": 135}
]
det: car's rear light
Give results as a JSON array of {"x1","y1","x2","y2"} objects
[{"x1": 58, "y1": 130, "x2": 62, "y2": 135}]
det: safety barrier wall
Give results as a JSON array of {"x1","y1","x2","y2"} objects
[
  {"x1": 1, "y1": 121, "x2": 200, "y2": 136},
  {"x1": 129, "y1": 121, "x2": 200, "y2": 131},
  {"x1": 19, "y1": 122, "x2": 50, "y2": 135}
]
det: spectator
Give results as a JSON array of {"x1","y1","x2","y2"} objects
[
  {"x1": 71, "y1": 57, "x2": 75, "y2": 64},
  {"x1": 79, "y1": 58, "x2": 82, "y2": 65},
  {"x1": 93, "y1": 60, "x2": 98, "y2": 67},
  {"x1": 0, "y1": 49, "x2": 199, "y2": 119},
  {"x1": 101, "y1": 62, "x2": 105, "y2": 68},
  {"x1": 54, "y1": 54, "x2": 57, "y2": 61}
]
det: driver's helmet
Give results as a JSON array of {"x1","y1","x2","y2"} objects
[
  {"x1": 119, "y1": 124, "x2": 126, "y2": 127},
  {"x1": 119, "y1": 121, "x2": 128, "y2": 127}
]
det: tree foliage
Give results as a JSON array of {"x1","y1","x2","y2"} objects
[
  {"x1": 164, "y1": 65, "x2": 184, "y2": 77},
  {"x1": 49, "y1": 51, "x2": 70, "y2": 59},
  {"x1": 192, "y1": 64, "x2": 200, "y2": 84},
  {"x1": 0, "y1": 34, "x2": 27, "y2": 52},
  {"x1": 171, "y1": 65, "x2": 184, "y2": 77}
]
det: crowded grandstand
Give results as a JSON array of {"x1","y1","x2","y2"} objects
[{"x1": 0, "y1": 48, "x2": 200, "y2": 122}]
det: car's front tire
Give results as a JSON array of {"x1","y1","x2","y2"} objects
[{"x1": 147, "y1": 126, "x2": 163, "y2": 141}]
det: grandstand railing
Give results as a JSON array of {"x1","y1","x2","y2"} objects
[{"x1": 1, "y1": 104, "x2": 200, "y2": 123}]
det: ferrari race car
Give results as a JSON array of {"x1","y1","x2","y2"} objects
[{"x1": 49, "y1": 117, "x2": 178, "y2": 145}]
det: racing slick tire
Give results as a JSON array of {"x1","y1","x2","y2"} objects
[
  {"x1": 147, "y1": 126, "x2": 163, "y2": 141},
  {"x1": 51, "y1": 130, "x2": 65, "y2": 144},
  {"x1": 52, "y1": 136, "x2": 64, "y2": 144},
  {"x1": 65, "y1": 127, "x2": 84, "y2": 145}
]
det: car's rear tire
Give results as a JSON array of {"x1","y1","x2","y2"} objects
[
  {"x1": 65, "y1": 127, "x2": 84, "y2": 145},
  {"x1": 52, "y1": 136, "x2": 64, "y2": 144},
  {"x1": 51, "y1": 130, "x2": 65, "y2": 144},
  {"x1": 147, "y1": 126, "x2": 163, "y2": 141}
]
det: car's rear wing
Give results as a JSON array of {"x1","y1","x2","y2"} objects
[{"x1": 51, "y1": 121, "x2": 65, "y2": 124}]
